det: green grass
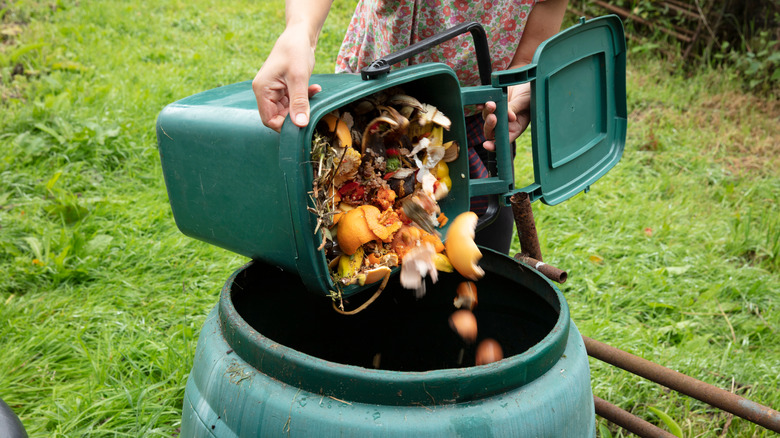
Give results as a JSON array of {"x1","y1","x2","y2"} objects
[
  {"x1": 524, "y1": 48, "x2": 779, "y2": 438},
  {"x1": 1, "y1": 1, "x2": 778, "y2": 436}
]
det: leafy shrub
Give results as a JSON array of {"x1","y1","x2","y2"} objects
[{"x1": 578, "y1": 0, "x2": 779, "y2": 95}]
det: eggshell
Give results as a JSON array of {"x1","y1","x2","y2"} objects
[{"x1": 475, "y1": 338, "x2": 503, "y2": 365}]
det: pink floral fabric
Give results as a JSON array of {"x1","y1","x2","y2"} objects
[{"x1": 335, "y1": 0, "x2": 543, "y2": 86}]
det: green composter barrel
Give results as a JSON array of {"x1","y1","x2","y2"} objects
[{"x1": 181, "y1": 249, "x2": 595, "y2": 437}]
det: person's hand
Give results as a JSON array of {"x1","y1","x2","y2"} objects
[
  {"x1": 481, "y1": 83, "x2": 532, "y2": 151},
  {"x1": 252, "y1": 25, "x2": 322, "y2": 132}
]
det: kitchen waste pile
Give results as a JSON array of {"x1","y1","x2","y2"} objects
[{"x1": 310, "y1": 87, "x2": 502, "y2": 365}]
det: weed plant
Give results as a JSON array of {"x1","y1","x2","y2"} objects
[
  {"x1": 573, "y1": 0, "x2": 780, "y2": 95},
  {"x1": 1, "y1": 0, "x2": 778, "y2": 436}
]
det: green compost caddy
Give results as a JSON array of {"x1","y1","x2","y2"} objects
[{"x1": 157, "y1": 16, "x2": 627, "y2": 437}]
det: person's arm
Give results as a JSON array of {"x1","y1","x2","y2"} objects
[
  {"x1": 483, "y1": 0, "x2": 568, "y2": 150},
  {"x1": 252, "y1": 0, "x2": 335, "y2": 132},
  {"x1": 509, "y1": 0, "x2": 568, "y2": 69}
]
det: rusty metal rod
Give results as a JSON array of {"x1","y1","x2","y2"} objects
[
  {"x1": 583, "y1": 336, "x2": 780, "y2": 433},
  {"x1": 514, "y1": 254, "x2": 567, "y2": 284},
  {"x1": 510, "y1": 192, "x2": 542, "y2": 261},
  {"x1": 594, "y1": 395, "x2": 678, "y2": 438}
]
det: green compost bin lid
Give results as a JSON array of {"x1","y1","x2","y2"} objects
[{"x1": 495, "y1": 15, "x2": 627, "y2": 205}]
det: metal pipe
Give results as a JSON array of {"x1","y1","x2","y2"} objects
[
  {"x1": 514, "y1": 254, "x2": 567, "y2": 284},
  {"x1": 583, "y1": 336, "x2": 780, "y2": 433},
  {"x1": 593, "y1": 395, "x2": 678, "y2": 438},
  {"x1": 509, "y1": 192, "x2": 542, "y2": 261}
]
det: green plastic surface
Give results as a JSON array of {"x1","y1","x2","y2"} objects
[
  {"x1": 156, "y1": 15, "x2": 626, "y2": 297},
  {"x1": 181, "y1": 251, "x2": 596, "y2": 437},
  {"x1": 495, "y1": 15, "x2": 627, "y2": 205},
  {"x1": 157, "y1": 64, "x2": 513, "y2": 297}
]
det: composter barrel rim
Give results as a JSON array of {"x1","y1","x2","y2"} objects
[{"x1": 217, "y1": 250, "x2": 570, "y2": 406}]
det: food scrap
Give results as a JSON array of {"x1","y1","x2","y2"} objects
[
  {"x1": 444, "y1": 212, "x2": 484, "y2": 281},
  {"x1": 475, "y1": 338, "x2": 504, "y2": 365},
  {"x1": 449, "y1": 309, "x2": 478, "y2": 344},
  {"x1": 309, "y1": 88, "x2": 460, "y2": 298},
  {"x1": 309, "y1": 88, "x2": 505, "y2": 366},
  {"x1": 453, "y1": 281, "x2": 478, "y2": 310},
  {"x1": 450, "y1": 275, "x2": 505, "y2": 366}
]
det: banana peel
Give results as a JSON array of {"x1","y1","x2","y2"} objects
[
  {"x1": 433, "y1": 253, "x2": 454, "y2": 273},
  {"x1": 337, "y1": 246, "x2": 365, "y2": 282}
]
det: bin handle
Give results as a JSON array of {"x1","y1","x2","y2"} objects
[{"x1": 360, "y1": 21, "x2": 492, "y2": 86}]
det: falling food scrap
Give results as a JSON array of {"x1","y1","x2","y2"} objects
[
  {"x1": 454, "y1": 281, "x2": 478, "y2": 310},
  {"x1": 475, "y1": 338, "x2": 503, "y2": 365},
  {"x1": 449, "y1": 309, "x2": 478, "y2": 343},
  {"x1": 444, "y1": 212, "x2": 484, "y2": 280}
]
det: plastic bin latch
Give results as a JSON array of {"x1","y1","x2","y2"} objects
[{"x1": 492, "y1": 64, "x2": 536, "y2": 88}]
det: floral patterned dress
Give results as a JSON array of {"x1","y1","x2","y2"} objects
[
  {"x1": 335, "y1": 0, "x2": 543, "y2": 87},
  {"x1": 335, "y1": 0, "x2": 544, "y2": 218}
]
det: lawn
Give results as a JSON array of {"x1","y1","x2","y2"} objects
[{"x1": 1, "y1": 0, "x2": 778, "y2": 436}]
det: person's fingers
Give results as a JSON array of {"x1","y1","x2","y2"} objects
[
  {"x1": 480, "y1": 100, "x2": 497, "y2": 120},
  {"x1": 287, "y1": 71, "x2": 312, "y2": 127},
  {"x1": 251, "y1": 24, "x2": 319, "y2": 132},
  {"x1": 481, "y1": 101, "x2": 498, "y2": 151},
  {"x1": 252, "y1": 81, "x2": 321, "y2": 132},
  {"x1": 266, "y1": 114, "x2": 287, "y2": 132},
  {"x1": 257, "y1": 93, "x2": 288, "y2": 132},
  {"x1": 482, "y1": 112, "x2": 497, "y2": 151},
  {"x1": 512, "y1": 110, "x2": 531, "y2": 142},
  {"x1": 507, "y1": 85, "x2": 531, "y2": 117},
  {"x1": 252, "y1": 71, "x2": 287, "y2": 132},
  {"x1": 483, "y1": 112, "x2": 497, "y2": 139}
]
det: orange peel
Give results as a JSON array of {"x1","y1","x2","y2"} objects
[
  {"x1": 337, "y1": 207, "x2": 378, "y2": 255},
  {"x1": 444, "y1": 212, "x2": 484, "y2": 280},
  {"x1": 437, "y1": 212, "x2": 448, "y2": 227},
  {"x1": 421, "y1": 231, "x2": 445, "y2": 253},
  {"x1": 366, "y1": 252, "x2": 384, "y2": 265},
  {"x1": 372, "y1": 186, "x2": 397, "y2": 211},
  {"x1": 321, "y1": 114, "x2": 352, "y2": 148},
  {"x1": 361, "y1": 205, "x2": 401, "y2": 242},
  {"x1": 360, "y1": 266, "x2": 391, "y2": 286}
]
